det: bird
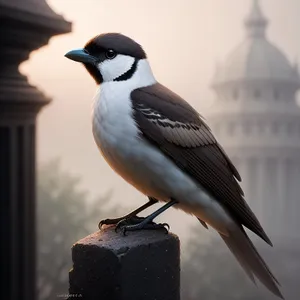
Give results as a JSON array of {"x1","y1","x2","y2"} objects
[{"x1": 65, "y1": 33, "x2": 283, "y2": 299}]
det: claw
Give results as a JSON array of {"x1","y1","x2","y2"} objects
[
  {"x1": 162, "y1": 223, "x2": 170, "y2": 231},
  {"x1": 161, "y1": 223, "x2": 170, "y2": 234},
  {"x1": 98, "y1": 219, "x2": 108, "y2": 230},
  {"x1": 121, "y1": 227, "x2": 128, "y2": 236},
  {"x1": 98, "y1": 217, "x2": 122, "y2": 230},
  {"x1": 115, "y1": 220, "x2": 125, "y2": 233}
]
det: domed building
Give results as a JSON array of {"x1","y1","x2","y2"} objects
[{"x1": 208, "y1": 0, "x2": 300, "y2": 238}]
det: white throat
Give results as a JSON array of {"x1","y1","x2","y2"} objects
[
  {"x1": 92, "y1": 58, "x2": 157, "y2": 179},
  {"x1": 97, "y1": 58, "x2": 156, "y2": 93},
  {"x1": 98, "y1": 55, "x2": 156, "y2": 84},
  {"x1": 92, "y1": 58, "x2": 156, "y2": 146},
  {"x1": 98, "y1": 54, "x2": 134, "y2": 82}
]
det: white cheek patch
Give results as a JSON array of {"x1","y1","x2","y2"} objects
[{"x1": 98, "y1": 54, "x2": 135, "y2": 82}]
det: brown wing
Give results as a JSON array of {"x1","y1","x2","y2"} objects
[{"x1": 131, "y1": 83, "x2": 271, "y2": 245}]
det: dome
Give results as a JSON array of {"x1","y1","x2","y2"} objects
[
  {"x1": 212, "y1": 0, "x2": 299, "y2": 86},
  {"x1": 214, "y1": 39, "x2": 298, "y2": 84}
]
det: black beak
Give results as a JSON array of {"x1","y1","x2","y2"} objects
[{"x1": 64, "y1": 48, "x2": 97, "y2": 65}]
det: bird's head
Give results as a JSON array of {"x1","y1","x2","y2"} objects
[{"x1": 65, "y1": 33, "x2": 148, "y2": 85}]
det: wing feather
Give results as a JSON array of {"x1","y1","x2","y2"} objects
[{"x1": 131, "y1": 83, "x2": 271, "y2": 245}]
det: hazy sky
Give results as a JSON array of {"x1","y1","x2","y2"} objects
[{"x1": 21, "y1": 0, "x2": 300, "y2": 243}]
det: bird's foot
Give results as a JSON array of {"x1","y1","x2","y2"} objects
[
  {"x1": 98, "y1": 215, "x2": 145, "y2": 230},
  {"x1": 115, "y1": 216, "x2": 170, "y2": 236}
]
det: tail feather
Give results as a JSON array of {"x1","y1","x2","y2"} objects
[
  {"x1": 219, "y1": 226, "x2": 284, "y2": 299},
  {"x1": 220, "y1": 233, "x2": 256, "y2": 285}
]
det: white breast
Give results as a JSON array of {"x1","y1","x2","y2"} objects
[
  {"x1": 92, "y1": 59, "x2": 159, "y2": 194},
  {"x1": 91, "y1": 59, "x2": 233, "y2": 233}
]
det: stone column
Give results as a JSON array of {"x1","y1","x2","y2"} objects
[{"x1": 0, "y1": 1, "x2": 71, "y2": 300}]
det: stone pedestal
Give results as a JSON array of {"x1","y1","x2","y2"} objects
[{"x1": 69, "y1": 228, "x2": 180, "y2": 300}]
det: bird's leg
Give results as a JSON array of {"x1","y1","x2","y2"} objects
[
  {"x1": 98, "y1": 197, "x2": 158, "y2": 229},
  {"x1": 116, "y1": 198, "x2": 178, "y2": 235}
]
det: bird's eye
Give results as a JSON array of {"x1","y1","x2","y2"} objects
[{"x1": 105, "y1": 49, "x2": 117, "y2": 59}]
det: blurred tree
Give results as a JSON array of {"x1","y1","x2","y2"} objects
[
  {"x1": 36, "y1": 159, "x2": 115, "y2": 300},
  {"x1": 181, "y1": 227, "x2": 300, "y2": 300}
]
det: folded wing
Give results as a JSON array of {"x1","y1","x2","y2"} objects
[{"x1": 131, "y1": 82, "x2": 271, "y2": 245}]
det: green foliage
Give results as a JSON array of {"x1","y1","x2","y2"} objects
[{"x1": 36, "y1": 159, "x2": 114, "y2": 300}]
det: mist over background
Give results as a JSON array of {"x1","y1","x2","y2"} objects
[
  {"x1": 21, "y1": 0, "x2": 300, "y2": 241},
  {"x1": 19, "y1": 0, "x2": 300, "y2": 299}
]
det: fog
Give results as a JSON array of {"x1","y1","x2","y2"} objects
[
  {"x1": 18, "y1": 1, "x2": 300, "y2": 299},
  {"x1": 21, "y1": 0, "x2": 300, "y2": 244}
]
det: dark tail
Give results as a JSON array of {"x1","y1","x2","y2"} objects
[{"x1": 219, "y1": 226, "x2": 284, "y2": 299}]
